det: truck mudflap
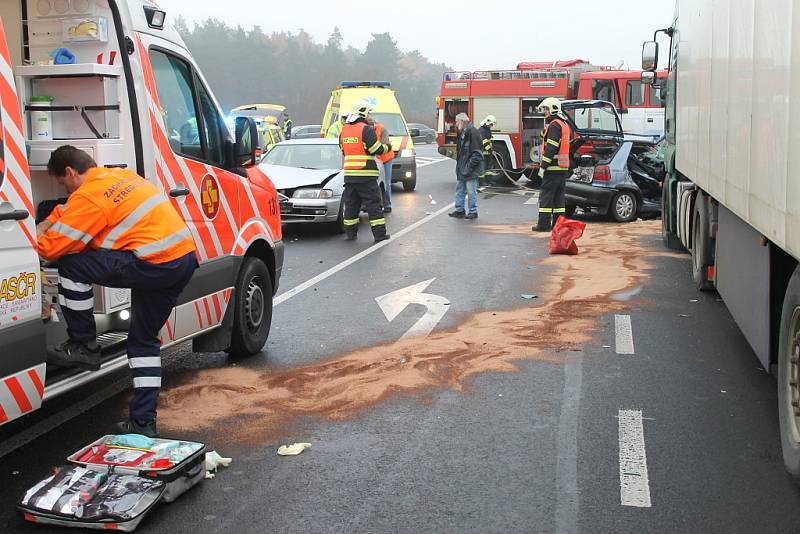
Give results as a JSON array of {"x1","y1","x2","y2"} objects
[{"x1": 0, "y1": 363, "x2": 46, "y2": 425}]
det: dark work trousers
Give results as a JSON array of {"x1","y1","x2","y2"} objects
[
  {"x1": 342, "y1": 180, "x2": 387, "y2": 239},
  {"x1": 57, "y1": 249, "x2": 197, "y2": 422},
  {"x1": 537, "y1": 170, "x2": 567, "y2": 230}
]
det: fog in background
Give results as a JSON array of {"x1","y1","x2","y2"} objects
[{"x1": 161, "y1": 1, "x2": 675, "y2": 126}]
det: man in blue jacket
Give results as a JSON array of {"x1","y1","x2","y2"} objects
[{"x1": 448, "y1": 113, "x2": 484, "y2": 219}]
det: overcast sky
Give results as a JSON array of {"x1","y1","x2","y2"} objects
[{"x1": 157, "y1": 0, "x2": 675, "y2": 71}]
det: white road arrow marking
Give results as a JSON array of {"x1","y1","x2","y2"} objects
[{"x1": 375, "y1": 278, "x2": 450, "y2": 340}]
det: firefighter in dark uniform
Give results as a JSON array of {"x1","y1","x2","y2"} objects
[
  {"x1": 478, "y1": 115, "x2": 496, "y2": 185},
  {"x1": 533, "y1": 97, "x2": 571, "y2": 232},
  {"x1": 339, "y1": 100, "x2": 392, "y2": 242}
]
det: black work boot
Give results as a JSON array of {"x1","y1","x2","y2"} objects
[
  {"x1": 115, "y1": 419, "x2": 158, "y2": 438},
  {"x1": 448, "y1": 210, "x2": 466, "y2": 218},
  {"x1": 374, "y1": 234, "x2": 390, "y2": 243},
  {"x1": 465, "y1": 212, "x2": 478, "y2": 220},
  {"x1": 47, "y1": 340, "x2": 101, "y2": 371},
  {"x1": 344, "y1": 230, "x2": 357, "y2": 241}
]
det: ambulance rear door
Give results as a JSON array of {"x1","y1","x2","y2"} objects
[{"x1": 0, "y1": 18, "x2": 46, "y2": 425}]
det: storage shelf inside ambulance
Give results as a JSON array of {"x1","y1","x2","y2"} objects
[{"x1": 15, "y1": 63, "x2": 122, "y2": 78}]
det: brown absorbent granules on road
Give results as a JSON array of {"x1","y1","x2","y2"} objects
[{"x1": 159, "y1": 220, "x2": 670, "y2": 439}]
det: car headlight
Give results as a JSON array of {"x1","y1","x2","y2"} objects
[
  {"x1": 400, "y1": 149, "x2": 414, "y2": 158},
  {"x1": 293, "y1": 188, "x2": 333, "y2": 199}
]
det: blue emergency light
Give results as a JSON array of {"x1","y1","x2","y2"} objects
[{"x1": 340, "y1": 81, "x2": 391, "y2": 88}]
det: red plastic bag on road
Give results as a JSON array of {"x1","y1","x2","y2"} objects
[{"x1": 549, "y1": 217, "x2": 587, "y2": 255}]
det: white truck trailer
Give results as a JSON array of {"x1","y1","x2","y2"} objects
[{"x1": 643, "y1": 0, "x2": 800, "y2": 480}]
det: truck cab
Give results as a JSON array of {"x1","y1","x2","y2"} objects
[{"x1": 0, "y1": 0, "x2": 283, "y2": 426}]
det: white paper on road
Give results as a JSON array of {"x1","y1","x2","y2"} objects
[
  {"x1": 615, "y1": 314, "x2": 635, "y2": 354},
  {"x1": 618, "y1": 409, "x2": 652, "y2": 508}
]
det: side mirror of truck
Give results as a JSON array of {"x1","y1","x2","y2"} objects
[
  {"x1": 409, "y1": 128, "x2": 421, "y2": 138},
  {"x1": 234, "y1": 116, "x2": 259, "y2": 167},
  {"x1": 642, "y1": 41, "x2": 659, "y2": 71},
  {"x1": 641, "y1": 71, "x2": 656, "y2": 86}
]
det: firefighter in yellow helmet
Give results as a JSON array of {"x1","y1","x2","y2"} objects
[
  {"x1": 339, "y1": 99, "x2": 392, "y2": 242},
  {"x1": 478, "y1": 115, "x2": 496, "y2": 185},
  {"x1": 533, "y1": 97, "x2": 571, "y2": 232}
]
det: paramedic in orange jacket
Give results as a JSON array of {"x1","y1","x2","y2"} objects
[{"x1": 37, "y1": 146, "x2": 197, "y2": 437}]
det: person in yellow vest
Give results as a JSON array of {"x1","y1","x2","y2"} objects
[
  {"x1": 339, "y1": 100, "x2": 392, "y2": 242},
  {"x1": 533, "y1": 97, "x2": 571, "y2": 232},
  {"x1": 36, "y1": 145, "x2": 198, "y2": 437}
]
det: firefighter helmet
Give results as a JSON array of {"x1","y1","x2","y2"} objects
[
  {"x1": 480, "y1": 115, "x2": 497, "y2": 128},
  {"x1": 538, "y1": 97, "x2": 562, "y2": 114},
  {"x1": 352, "y1": 99, "x2": 374, "y2": 119}
]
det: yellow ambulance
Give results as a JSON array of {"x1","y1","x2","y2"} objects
[{"x1": 322, "y1": 82, "x2": 418, "y2": 191}]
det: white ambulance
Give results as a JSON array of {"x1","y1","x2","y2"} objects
[{"x1": 0, "y1": 0, "x2": 284, "y2": 426}]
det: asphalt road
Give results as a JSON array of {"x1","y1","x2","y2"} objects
[{"x1": 2, "y1": 143, "x2": 800, "y2": 533}]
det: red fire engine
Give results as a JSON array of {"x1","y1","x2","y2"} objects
[{"x1": 436, "y1": 59, "x2": 667, "y2": 174}]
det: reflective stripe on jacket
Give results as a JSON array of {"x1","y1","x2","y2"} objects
[
  {"x1": 541, "y1": 117, "x2": 571, "y2": 171},
  {"x1": 339, "y1": 120, "x2": 389, "y2": 182},
  {"x1": 479, "y1": 125, "x2": 493, "y2": 155},
  {"x1": 38, "y1": 167, "x2": 197, "y2": 264}
]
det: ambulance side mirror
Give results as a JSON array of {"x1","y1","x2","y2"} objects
[{"x1": 234, "y1": 116, "x2": 259, "y2": 167}]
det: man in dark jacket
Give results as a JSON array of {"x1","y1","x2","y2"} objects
[{"x1": 448, "y1": 113, "x2": 484, "y2": 219}]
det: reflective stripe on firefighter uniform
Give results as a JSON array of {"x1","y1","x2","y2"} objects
[
  {"x1": 339, "y1": 120, "x2": 390, "y2": 238},
  {"x1": 537, "y1": 117, "x2": 571, "y2": 230},
  {"x1": 38, "y1": 167, "x2": 196, "y2": 263}
]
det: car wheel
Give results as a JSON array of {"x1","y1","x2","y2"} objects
[
  {"x1": 611, "y1": 191, "x2": 638, "y2": 223},
  {"x1": 229, "y1": 257, "x2": 273, "y2": 357},
  {"x1": 403, "y1": 177, "x2": 416, "y2": 192},
  {"x1": 325, "y1": 199, "x2": 345, "y2": 234}
]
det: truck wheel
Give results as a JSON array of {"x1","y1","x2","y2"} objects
[
  {"x1": 691, "y1": 193, "x2": 715, "y2": 291},
  {"x1": 229, "y1": 257, "x2": 273, "y2": 357},
  {"x1": 403, "y1": 177, "x2": 416, "y2": 192},
  {"x1": 661, "y1": 178, "x2": 684, "y2": 250},
  {"x1": 611, "y1": 191, "x2": 638, "y2": 223},
  {"x1": 778, "y1": 267, "x2": 800, "y2": 481}
]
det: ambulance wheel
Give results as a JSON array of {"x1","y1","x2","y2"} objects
[
  {"x1": 778, "y1": 266, "x2": 800, "y2": 481},
  {"x1": 403, "y1": 177, "x2": 416, "y2": 192},
  {"x1": 229, "y1": 257, "x2": 273, "y2": 357}
]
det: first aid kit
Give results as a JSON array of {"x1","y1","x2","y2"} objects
[{"x1": 18, "y1": 435, "x2": 205, "y2": 531}]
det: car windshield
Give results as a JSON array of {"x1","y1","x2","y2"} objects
[
  {"x1": 371, "y1": 113, "x2": 409, "y2": 136},
  {"x1": 565, "y1": 104, "x2": 621, "y2": 134},
  {"x1": 263, "y1": 143, "x2": 343, "y2": 170}
]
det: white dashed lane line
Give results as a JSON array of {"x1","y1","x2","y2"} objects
[
  {"x1": 618, "y1": 409, "x2": 653, "y2": 508},
  {"x1": 615, "y1": 314, "x2": 635, "y2": 355}
]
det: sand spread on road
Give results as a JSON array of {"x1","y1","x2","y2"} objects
[{"x1": 158, "y1": 220, "x2": 668, "y2": 440}]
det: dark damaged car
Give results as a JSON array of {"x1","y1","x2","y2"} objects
[{"x1": 560, "y1": 100, "x2": 664, "y2": 222}]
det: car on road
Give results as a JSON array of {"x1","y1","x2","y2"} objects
[
  {"x1": 260, "y1": 138, "x2": 385, "y2": 232},
  {"x1": 561, "y1": 100, "x2": 664, "y2": 222},
  {"x1": 292, "y1": 124, "x2": 322, "y2": 139},
  {"x1": 408, "y1": 123, "x2": 436, "y2": 144}
]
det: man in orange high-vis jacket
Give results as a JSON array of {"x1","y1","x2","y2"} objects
[
  {"x1": 373, "y1": 119, "x2": 395, "y2": 213},
  {"x1": 37, "y1": 146, "x2": 198, "y2": 437},
  {"x1": 533, "y1": 97, "x2": 572, "y2": 232}
]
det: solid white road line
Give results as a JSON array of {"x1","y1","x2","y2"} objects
[
  {"x1": 274, "y1": 202, "x2": 456, "y2": 306},
  {"x1": 615, "y1": 314, "x2": 635, "y2": 355},
  {"x1": 417, "y1": 157, "x2": 450, "y2": 168},
  {"x1": 618, "y1": 409, "x2": 652, "y2": 508},
  {"x1": 555, "y1": 358, "x2": 583, "y2": 534}
]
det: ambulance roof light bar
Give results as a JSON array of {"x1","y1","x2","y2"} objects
[{"x1": 340, "y1": 81, "x2": 391, "y2": 88}]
